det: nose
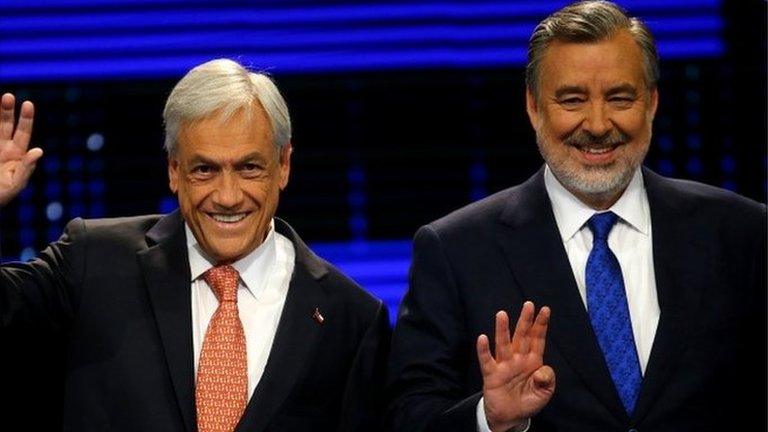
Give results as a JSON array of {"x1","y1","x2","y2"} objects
[
  {"x1": 582, "y1": 101, "x2": 612, "y2": 137},
  {"x1": 212, "y1": 171, "x2": 243, "y2": 209}
]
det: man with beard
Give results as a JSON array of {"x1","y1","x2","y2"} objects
[{"x1": 387, "y1": 2, "x2": 766, "y2": 431}]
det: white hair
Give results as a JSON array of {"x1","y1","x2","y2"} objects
[{"x1": 163, "y1": 58, "x2": 291, "y2": 155}]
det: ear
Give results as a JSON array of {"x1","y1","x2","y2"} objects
[
  {"x1": 525, "y1": 87, "x2": 540, "y2": 129},
  {"x1": 168, "y1": 156, "x2": 179, "y2": 194},
  {"x1": 648, "y1": 87, "x2": 659, "y2": 119},
  {"x1": 278, "y1": 141, "x2": 292, "y2": 190}
]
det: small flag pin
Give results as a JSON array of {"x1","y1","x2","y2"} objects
[{"x1": 312, "y1": 307, "x2": 324, "y2": 325}]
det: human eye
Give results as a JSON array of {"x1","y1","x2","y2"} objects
[
  {"x1": 239, "y1": 162, "x2": 266, "y2": 178},
  {"x1": 559, "y1": 96, "x2": 585, "y2": 108},
  {"x1": 609, "y1": 95, "x2": 636, "y2": 108},
  {"x1": 191, "y1": 164, "x2": 216, "y2": 179}
]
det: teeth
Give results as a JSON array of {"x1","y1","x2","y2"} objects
[
  {"x1": 582, "y1": 147, "x2": 612, "y2": 154},
  {"x1": 210, "y1": 213, "x2": 247, "y2": 223}
]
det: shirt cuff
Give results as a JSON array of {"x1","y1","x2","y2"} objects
[{"x1": 476, "y1": 397, "x2": 531, "y2": 432}]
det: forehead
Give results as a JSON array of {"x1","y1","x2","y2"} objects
[
  {"x1": 538, "y1": 30, "x2": 647, "y2": 91},
  {"x1": 177, "y1": 105, "x2": 274, "y2": 158}
]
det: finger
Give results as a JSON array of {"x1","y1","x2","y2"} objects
[
  {"x1": 476, "y1": 334, "x2": 495, "y2": 376},
  {"x1": 529, "y1": 305, "x2": 551, "y2": 356},
  {"x1": 511, "y1": 301, "x2": 535, "y2": 354},
  {"x1": 13, "y1": 100, "x2": 35, "y2": 151},
  {"x1": 494, "y1": 310, "x2": 512, "y2": 359},
  {"x1": 1, "y1": 93, "x2": 15, "y2": 140}
]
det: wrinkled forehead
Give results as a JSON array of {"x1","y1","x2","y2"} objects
[
  {"x1": 537, "y1": 32, "x2": 648, "y2": 92},
  {"x1": 175, "y1": 106, "x2": 275, "y2": 157}
]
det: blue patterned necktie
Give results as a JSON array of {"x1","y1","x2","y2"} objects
[{"x1": 586, "y1": 211, "x2": 642, "y2": 415}]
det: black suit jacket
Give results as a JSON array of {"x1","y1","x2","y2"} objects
[
  {"x1": 0, "y1": 211, "x2": 390, "y2": 431},
  {"x1": 387, "y1": 167, "x2": 766, "y2": 432}
]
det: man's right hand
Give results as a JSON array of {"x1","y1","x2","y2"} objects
[
  {"x1": 0, "y1": 93, "x2": 43, "y2": 207},
  {"x1": 476, "y1": 302, "x2": 556, "y2": 432}
]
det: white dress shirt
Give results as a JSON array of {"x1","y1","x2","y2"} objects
[
  {"x1": 187, "y1": 220, "x2": 295, "y2": 399},
  {"x1": 477, "y1": 166, "x2": 660, "y2": 432}
]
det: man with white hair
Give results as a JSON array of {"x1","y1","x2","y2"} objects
[{"x1": 0, "y1": 59, "x2": 389, "y2": 432}]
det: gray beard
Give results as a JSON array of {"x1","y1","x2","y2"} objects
[
  {"x1": 536, "y1": 132, "x2": 645, "y2": 203},
  {"x1": 551, "y1": 161, "x2": 635, "y2": 198}
]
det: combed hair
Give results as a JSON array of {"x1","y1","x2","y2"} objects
[
  {"x1": 526, "y1": 1, "x2": 659, "y2": 96},
  {"x1": 163, "y1": 58, "x2": 291, "y2": 155}
]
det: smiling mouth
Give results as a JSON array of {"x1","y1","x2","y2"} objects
[
  {"x1": 577, "y1": 145, "x2": 619, "y2": 154},
  {"x1": 206, "y1": 212, "x2": 249, "y2": 223}
]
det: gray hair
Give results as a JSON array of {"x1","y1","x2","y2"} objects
[
  {"x1": 526, "y1": 1, "x2": 659, "y2": 96},
  {"x1": 163, "y1": 58, "x2": 291, "y2": 155}
]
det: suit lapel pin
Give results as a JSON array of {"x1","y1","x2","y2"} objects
[{"x1": 312, "y1": 307, "x2": 324, "y2": 325}]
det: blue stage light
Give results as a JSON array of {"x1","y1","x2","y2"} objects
[
  {"x1": 87, "y1": 133, "x2": 105, "y2": 151},
  {"x1": 46, "y1": 201, "x2": 64, "y2": 221},
  {"x1": 0, "y1": 0, "x2": 724, "y2": 82}
]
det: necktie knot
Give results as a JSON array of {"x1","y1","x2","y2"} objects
[
  {"x1": 203, "y1": 265, "x2": 240, "y2": 303},
  {"x1": 588, "y1": 211, "x2": 618, "y2": 241}
]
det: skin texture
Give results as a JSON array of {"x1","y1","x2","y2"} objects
[
  {"x1": 480, "y1": 30, "x2": 659, "y2": 431},
  {"x1": 526, "y1": 30, "x2": 658, "y2": 210},
  {"x1": 477, "y1": 303, "x2": 555, "y2": 432},
  {"x1": 0, "y1": 93, "x2": 44, "y2": 207},
  {"x1": 168, "y1": 105, "x2": 291, "y2": 263}
]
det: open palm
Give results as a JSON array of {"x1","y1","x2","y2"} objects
[
  {"x1": 476, "y1": 302, "x2": 556, "y2": 432},
  {"x1": 0, "y1": 93, "x2": 43, "y2": 206}
]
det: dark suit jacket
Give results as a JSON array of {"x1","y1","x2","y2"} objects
[
  {"x1": 0, "y1": 211, "x2": 390, "y2": 431},
  {"x1": 387, "y1": 167, "x2": 766, "y2": 432}
]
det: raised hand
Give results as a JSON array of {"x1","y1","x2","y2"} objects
[
  {"x1": 476, "y1": 301, "x2": 555, "y2": 432},
  {"x1": 0, "y1": 93, "x2": 43, "y2": 207}
]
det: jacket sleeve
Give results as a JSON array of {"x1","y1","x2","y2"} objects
[
  {"x1": 339, "y1": 300, "x2": 392, "y2": 432},
  {"x1": 386, "y1": 225, "x2": 483, "y2": 432},
  {"x1": 0, "y1": 217, "x2": 86, "y2": 331}
]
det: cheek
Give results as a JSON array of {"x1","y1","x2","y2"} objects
[
  {"x1": 541, "y1": 110, "x2": 582, "y2": 139},
  {"x1": 614, "y1": 108, "x2": 652, "y2": 134},
  {"x1": 177, "y1": 184, "x2": 209, "y2": 211},
  {"x1": 244, "y1": 182, "x2": 277, "y2": 206}
]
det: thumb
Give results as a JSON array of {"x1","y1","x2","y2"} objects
[
  {"x1": 14, "y1": 147, "x2": 43, "y2": 185},
  {"x1": 532, "y1": 365, "x2": 556, "y2": 392}
]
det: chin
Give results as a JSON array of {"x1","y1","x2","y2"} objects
[
  {"x1": 556, "y1": 162, "x2": 635, "y2": 197},
  {"x1": 203, "y1": 244, "x2": 247, "y2": 263}
]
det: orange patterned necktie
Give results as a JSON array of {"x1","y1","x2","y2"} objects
[{"x1": 197, "y1": 265, "x2": 248, "y2": 432}]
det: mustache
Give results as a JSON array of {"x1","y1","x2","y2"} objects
[{"x1": 564, "y1": 129, "x2": 629, "y2": 148}]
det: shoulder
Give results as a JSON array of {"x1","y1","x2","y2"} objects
[
  {"x1": 318, "y1": 255, "x2": 382, "y2": 310},
  {"x1": 646, "y1": 170, "x2": 766, "y2": 225},
  {"x1": 61, "y1": 214, "x2": 161, "y2": 241},
  {"x1": 427, "y1": 185, "x2": 521, "y2": 235},
  {"x1": 277, "y1": 219, "x2": 385, "y2": 319},
  {"x1": 76, "y1": 214, "x2": 163, "y2": 233},
  {"x1": 62, "y1": 214, "x2": 164, "y2": 247},
  {"x1": 305, "y1": 250, "x2": 389, "y2": 332}
]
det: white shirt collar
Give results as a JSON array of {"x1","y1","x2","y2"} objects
[
  {"x1": 544, "y1": 165, "x2": 650, "y2": 241},
  {"x1": 186, "y1": 219, "x2": 278, "y2": 299}
]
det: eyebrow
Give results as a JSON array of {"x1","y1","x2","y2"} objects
[
  {"x1": 554, "y1": 86, "x2": 586, "y2": 99},
  {"x1": 553, "y1": 83, "x2": 640, "y2": 99},
  {"x1": 188, "y1": 152, "x2": 266, "y2": 166},
  {"x1": 605, "y1": 84, "x2": 639, "y2": 96}
]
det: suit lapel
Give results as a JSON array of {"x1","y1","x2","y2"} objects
[
  {"x1": 631, "y1": 168, "x2": 705, "y2": 423},
  {"x1": 495, "y1": 169, "x2": 630, "y2": 423},
  {"x1": 236, "y1": 219, "x2": 327, "y2": 432},
  {"x1": 137, "y1": 211, "x2": 196, "y2": 432}
]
